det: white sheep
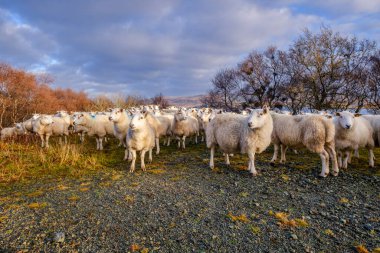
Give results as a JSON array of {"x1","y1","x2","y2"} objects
[
  {"x1": 172, "y1": 108, "x2": 199, "y2": 149},
  {"x1": 334, "y1": 111, "x2": 375, "y2": 169},
  {"x1": 126, "y1": 111, "x2": 155, "y2": 172},
  {"x1": 270, "y1": 113, "x2": 338, "y2": 177},
  {"x1": 206, "y1": 106, "x2": 273, "y2": 176},
  {"x1": 109, "y1": 108, "x2": 133, "y2": 160},
  {"x1": 144, "y1": 112, "x2": 172, "y2": 154},
  {"x1": 73, "y1": 112, "x2": 114, "y2": 150},
  {"x1": 0, "y1": 123, "x2": 26, "y2": 140},
  {"x1": 362, "y1": 115, "x2": 380, "y2": 146},
  {"x1": 32, "y1": 115, "x2": 54, "y2": 148}
]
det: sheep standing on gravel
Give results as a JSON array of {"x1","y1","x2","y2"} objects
[
  {"x1": 126, "y1": 112, "x2": 155, "y2": 172},
  {"x1": 144, "y1": 112, "x2": 172, "y2": 154},
  {"x1": 362, "y1": 115, "x2": 380, "y2": 146},
  {"x1": 32, "y1": 115, "x2": 54, "y2": 148},
  {"x1": 172, "y1": 108, "x2": 199, "y2": 149},
  {"x1": 334, "y1": 111, "x2": 375, "y2": 169},
  {"x1": 73, "y1": 112, "x2": 114, "y2": 150},
  {"x1": 270, "y1": 113, "x2": 338, "y2": 177},
  {"x1": 206, "y1": 106, "x2": 273, "y2": 176}
]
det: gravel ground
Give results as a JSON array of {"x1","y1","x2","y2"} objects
[{"x1": 1, "y1": 143, "x2": 379, "y2": 252}]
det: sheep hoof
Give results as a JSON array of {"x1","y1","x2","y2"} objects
[
  {"x1": 129, "y1": 168, "x2": 135, "y2": 173},
  {"x1": 250, "y1": 172, "x2": 258, "y2": 177},
  {"x1": 318, "y1": 173, "x2": 327, "y2": 178},
  {"x1": 332, "y1": 171, "x2": 339, "y2": 177}
]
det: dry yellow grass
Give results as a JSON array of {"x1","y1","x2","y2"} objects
[
  {"x1": 68, "y1": 195, "x2": 80, "y2": 202},
  {"x1": 27, "y1": 202, "x2": 48, "y2": 209},
  {"x1": 227, "y1": 212, "x2": 250, "y2": 223},
  {"x1": 355, "y1": 245, "x2": 369, "y2": 253},
  {"x1": 147, "y1": 169, "x2": 166, "y2": 174},
  {"x1": 124, "y1": 195, "x2": 135, "y2": 204},
  {"x1": 79, "y1": 187, "x2": 89, "y2": 192},
  {"x1": 26, "y1": 190, "x2": 44, "y2": 198}
]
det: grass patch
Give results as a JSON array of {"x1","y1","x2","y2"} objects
[{"x1": 27, "y1": 202, "x2": 48, "y2": 209}]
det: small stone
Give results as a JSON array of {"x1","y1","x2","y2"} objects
[
  {"x1": 54, "y1": 232, "x2": 65, "y2": 243},
  {"x1": 340, "y1": 219, "x2": 347, "y2": 224},
  {"x1": 290, "y1": 234, "x2": 298, "y2": 240},
  {"x1": 364, "y1": 224, "x2": 373, "y2": 231}
]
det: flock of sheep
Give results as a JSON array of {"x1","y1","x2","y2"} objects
[{"x1": 1, "y1": 105, "x2": 379, "y2": 177}]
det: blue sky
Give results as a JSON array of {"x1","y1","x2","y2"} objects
[{"x1": 0, "y1": 0, "x2": 379, "y2": 97}]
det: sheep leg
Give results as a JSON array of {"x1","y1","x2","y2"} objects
[
  {"x1": 96, "y1": 138, "x2": 99, "y2": 150},
  {"x1": 354, "y1": 148, "x2": 359, "y2": 158},
  {"x1": 225, "y1": 153, "x2": 230, "y2": 166},
  {"x1": 149, "y1": 148, "x2": 152, "y2": 163},
  {"x1": 319, "y1": 149, "x2": 329, "y2": 177},
  {"x1": 45, "y1": 135, "x2": 51, "y2": 148},
  {"x1": 368, "y1": 149, "x2": 374, "y2": 167},
  {"x1": 99, "y1": 137, "x2": 104, "y2": 151},
  {"x1": 64, "y1": 135, "x2": 67, "y2": 144},
  {"x1": 337, "y1": 151, "x2": 342, "y2": 168},
  {"x1": 177, "y1": 137, "x2": 181, "y2": 149},
  {"x1": 342, "y1": 151, "x2": 350, "y2": 169},
  {"x1": 155, "y1": 137, "x2": 160, "y2": 155},
  {"x1": 195, "y1": 134, "x2": 198, "y2": 144},
  {"x1": 182, "y1": 136, "x2": 186, "y2": 149},
  {"x1": 59, "y1": 137, "x2": 62, "y2": 145},
  {"x1": 167, "y1": 136, "x2": 171, "y2": 146},
  {"x1": 141, "y1": 150, "x2": 146, "y2": 171},
  {"x1": 129, "y1": 150, "x2": 137, "y2": 173},
  {"x1": 348, "y1": 151, "x2": 352, "y2": 164},
  {"x1": 39, "y1": 134, "x2": 45, "y2": 148},
  {"x1": 123, "y1": 148, "x2": 129, "y2": 161},
  {"x1": 326, "y1": 144, "x2": 339, "y2": 176},
  {"x1": 209, "y1": 146, "x2": 215, "y2": 169},
  {"x1": 248, "y1": 151, "x2": 257, "y2": 176},
  {"x1": 201, "y1": 134, "x2": 204, "y2": 142},
  {"x1": 280, "y1": 145, "x2": 287, "y2": 163},
  {"x1": 270, "y1": 144, "x2": 279, "y2": 164}
]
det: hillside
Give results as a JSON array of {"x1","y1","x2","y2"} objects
[{"x1": 166, "y1": 95, "x2": 204, "y2": 107}]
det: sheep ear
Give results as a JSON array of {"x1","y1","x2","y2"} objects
[
  {"x1": 335, "y1": 112, "x2": 341, "y2": 117},
  {"x1": 143, "y1": 111, "x2": 149, "y2": 118},
  {"x1": 120, "y1": 108, "x2": 124, "y2": 112},
  {"x1": 325, "y1": 115, "x2": 333, "y2": 119},
  {"x1": 107, "y1": 108, "x2": 113, "y2": 112},
  {"x1": 354, "y1": 113, "x2": 361, "y2": 117},
  {"x1": 262, "y1": 105, "x2": 269, "y2": 114}
]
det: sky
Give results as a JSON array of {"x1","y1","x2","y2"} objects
[{"x1": 0, "y1": 0, "x2": 379, "y2": 98}]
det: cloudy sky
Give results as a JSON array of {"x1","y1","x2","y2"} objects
[{"x1": 0, "y1": 1, "x2": 379, "y2": 97}]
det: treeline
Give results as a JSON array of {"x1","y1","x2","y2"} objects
[
  {"x1": 203, "y1": 27, "x2": 380, "y2": 114},
  {"x1": 0, "y1": 63, "x2": 169, "y2": 127}
]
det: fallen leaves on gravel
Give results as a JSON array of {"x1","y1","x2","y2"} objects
[
  {"x1": 355, "y1": 245, "x2": 369, "y2": 253},
  {"x1": 130, "y1": 244, "x2": 141, "y2": 252},
  {"x1": 339, "y1": 197, "x2": 349, "y2": 203},
  {"x1": 250, "y1": 225, "x2": 261, "y2": 235},
  {"x1": 111, "y1": 174, "x2": 122, "y2": 180},
  {"x1": 239, "y1": 192, "x2": 249, "y2": 197},
  {"x1": 27, "y1": 190, "x2": 44, "y2": 198},
  {"x1": 147, "y1": 169, "x2": 166, "y2": 174},
  {"x1": 27, "y1": 202, "x2": 48, "y2": 209},
  {"x1": 0, "y1": 216, "x2": 8, "y2": 223},
  {"x1": 57, "y1": 185, "x2": 69, "y2": 191},
  {"x1": 68, "y1": 195, "x2": 80, "y2": 202},
  {"x1": 80, "y1": 182, "x2": 91, "y2": 186},
  {"x1": 124, "y1": 195, "x2": 135, "y2": 204},
  {"x1": 270, "y1": 211, "x2": 308, "y2": 228},
  {"x1": 324, "y1": 229, "x2": 334, "y2": 236},
  {"x1": 280, "y1": 174, "x2": 290, "y2": 181},
  {"x1": 227, "y1": 212, "x2": 250, "y2": 223}
]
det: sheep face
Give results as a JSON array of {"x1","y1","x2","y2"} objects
[
  {"x1": 247, "y1": 107, "x2": 269, "y2": 130},
  {"x1": 129, "y1": 112, "x2": 147, "y2": 131},
  {"x1": 14, "y1": 123, "x2": 26, "y2": 134},
  {"x1": 57, "y1": 111, "x2": 69, "y2": 117},
  {"x1": 109, "y1": 108, "x2": 124, "y2": 122},
  {"x1": 336, "y1": 111, "x2": 360, "y2": 130},
  {"x1": 32, "y1": 114, "x2": 40, "y2": 120},
  {"x1": 175, "y1": 108, "x2": 188, "y2": 121},
  {"x1": 73, "y1": 114, "x2": 86, "y2": 126}
]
